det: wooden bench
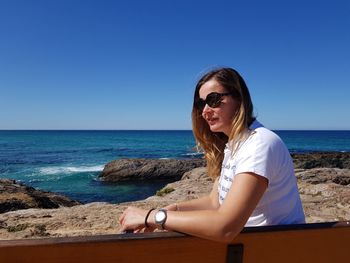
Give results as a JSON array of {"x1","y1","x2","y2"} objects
[{"x1": 0, "y1": 221, "x2": 349, "y2": 263}]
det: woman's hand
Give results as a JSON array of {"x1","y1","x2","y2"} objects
[{"x1": 119, "y1": 206, "x2": 148, "y2": 233}]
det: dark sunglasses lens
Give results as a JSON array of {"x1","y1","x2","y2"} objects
[
  {"x1": 206, "y1": 93, "x2": 222, "y2": 108},
  {"x1": 196, "y1": 93, "x2": 224, "y2": 112},
  {"x1": 196, "y1": 99, "x2": 206, "y2": 112}
]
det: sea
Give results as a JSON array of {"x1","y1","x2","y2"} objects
[{"x1": 1, "y1": 130, "x2": 349, "y2": 204}]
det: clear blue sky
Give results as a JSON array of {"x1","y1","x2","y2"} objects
[{"x1": 0, "y1": 0, "x2": 349, "y2": 130}]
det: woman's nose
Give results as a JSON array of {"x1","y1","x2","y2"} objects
[{"x1": 201, "y1": 104, "x2": 212, "y2": 117}]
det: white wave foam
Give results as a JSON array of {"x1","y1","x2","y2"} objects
[
  {"x1": 182, "y1": 152, "x2": 203, "y2": 156},
  {"x1": 38, "y1": 165, "x2": 104, "y2": 175}
]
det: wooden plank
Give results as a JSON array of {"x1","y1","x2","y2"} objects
[
  {"x1": 234, "y1": 224, "x2": 350, "y2": 263},
  {"x1": 0, "y1": 234, "x2": 226, "y2": 263},
  {"x1": 0, "y1": 222, "x2": 349, "y2": 263}
]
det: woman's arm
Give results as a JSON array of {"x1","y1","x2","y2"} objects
[{"x1": 119, "y1": 172, "x2": 268, "y2": 243}]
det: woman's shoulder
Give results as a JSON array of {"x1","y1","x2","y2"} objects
[
  {"x1": 237, "y1": 121, "x2": 292, "y2": 168},
  {"x1": 248, "y1": 120, "x2": 285, "y2": 149},
  {"x1": 249, "y1": 120, "x2": 278, "y2": 139}
]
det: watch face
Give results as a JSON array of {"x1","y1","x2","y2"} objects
[{"x1": 155, "y1": 210, "x2": 166, "y2": 222}]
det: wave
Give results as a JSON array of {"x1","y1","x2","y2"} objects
[
  {"x1": 181, "y1": 152, "x2": 204, "y2": 157},
  {"x1": 38, "y1": 165, "x2": 104, "y2": 175}
]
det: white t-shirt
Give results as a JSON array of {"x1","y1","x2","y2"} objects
[{"x1": 218, "y1": 120, "x2": 305, "y2": 226}]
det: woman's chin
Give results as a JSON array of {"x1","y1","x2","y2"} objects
[
  {"x1": 209, "y1": 124, "x2": 222, "y2": 133},
  {"x1": 209, "y1": 123, "x2": 230, "y2": 135}
]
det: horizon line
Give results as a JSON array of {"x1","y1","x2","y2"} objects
[{"x1": 1, "y1": 129, "x2": 350, "y2": 132}]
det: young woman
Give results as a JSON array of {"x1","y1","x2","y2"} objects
[{"x1": 119, "y1": 67, "x2": 305, "y2": 243}]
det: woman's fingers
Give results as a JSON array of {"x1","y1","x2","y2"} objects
[
  {"x1": 118, "y1": 206, "x2": 147, "y2": 232},
  {"x1": 119, "y1": 208, "x2": 128, "y2": 224}
]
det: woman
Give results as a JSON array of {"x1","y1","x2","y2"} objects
[{"x1": 119, "y1": 67, "x2": 305, "y2": 243}]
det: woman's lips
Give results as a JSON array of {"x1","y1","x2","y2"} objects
[{"x1": 207, "y1": 117, "x2": 219, "y2": 125}]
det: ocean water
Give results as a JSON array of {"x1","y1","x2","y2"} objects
[
  {"x1": 0, "y1": 130, "x2": 349, "y2": 204},
  {"x1": 0, "y1": 130, "x2": 198, "y2": 203},
  {"x1": 275, "y1": 130, "x2": 350, "y2": 153}
]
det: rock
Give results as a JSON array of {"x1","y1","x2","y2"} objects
[
  {"x1": 98, "y1": 153, "x2": 350, "y2": 183},
  {"x1": 292, "y1": 152, "x2": 350, "y2": 169},
  {"x1": 0, "y1": 179, "x2": 81, "y2": 214},
  {"x1": 0, "y1": 203, "x2": 123, "y2": 239},
  {"x1": 0, "y1": 167, "x2": 349, "y2": 240},
  {"x1": 99, "y1": 158, "x2": 206, "y2": 182},
  {"x1": 298, "y1": 179, "x2": 350, "y2": 222},
  {"x1": 181, "y1": 167, "x2": 208, "y2": 180},
  {"x1": 295, "y1": 168, "x2": 350, "y2": 185},
  {"x1": 146, "y1": 167, "x2": 213, "y2": 203},
  {"x1": 1, "y1": 153, "x2": 350, "y2": 240},
  {"x1": 333, "y1": 175, "x2": 350, "y2": 185}
]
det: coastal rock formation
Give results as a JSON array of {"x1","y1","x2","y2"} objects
[
  {"x1": 99, "y1": 152, "x2": 350, "y2": 183},
  {"x1": 146, "y1": 167, "x2": 212, "y2": 203},
  {"x1": 1, "y1": 152, "x2": 350, "y2": 240},
  {"x1": 0, "y1": 179, "x2": 81, "y2": 214},
  {"x1": 295, "y1": 168, "x2": 350, "y2": 185},
  {"x1": 0, "y1": 169, "x2": 213, "y2": 240},
  {"x1": 297, "y1": 173, "x2": 350, "y2": 222},
  {"x1": 0, "y1": 167, "x2": 349, "y2": 240},
  {"x1": 99, "y1": 158, "x2": 206, "y2": 182},
  {"x1": 292, "y1": 152, "x2": 350, "y2": 169}
]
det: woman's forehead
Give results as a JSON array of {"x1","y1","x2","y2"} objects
[{"x1": 199, "y1": 79, "x2": 226, "y2": 98}]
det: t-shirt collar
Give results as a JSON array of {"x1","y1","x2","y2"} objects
[
  {"x1": 225, "y1": 119, "x2": 263, "y2": 152},
  {"x1": 249, "y1": 119, "x2": 263, "y2": 130}
]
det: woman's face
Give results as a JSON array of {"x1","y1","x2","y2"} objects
[{"x1": 199, "y1": 79, "x2": 240, "y2": 136}]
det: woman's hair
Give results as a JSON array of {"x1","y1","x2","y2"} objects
[{"x1": 192, "y1": 67, "x2": 255, "y2": 179}]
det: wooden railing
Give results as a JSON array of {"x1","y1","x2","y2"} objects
[{"x1": 0, "y1": 221, "x2": 349, "y2": 263}]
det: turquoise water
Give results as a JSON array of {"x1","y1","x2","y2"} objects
[
  {"x1": 0, "y1": 130, "x2": 349, "y2": 203},
  {"x1": 0, "y1": 130, "x2": 198, "y2": 203}
]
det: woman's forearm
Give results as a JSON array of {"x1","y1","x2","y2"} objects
[
  {"x1": 148, "y1": 173, "x2": 267, "y2": 243},
  {"x1": 120, "y1": 173, "x2": 267, "y2": 242},
  {"x1": 149, "y1": 209, "x2": 242, "y2": 243},
  {"x1": 175, "y1": 195, "x2": 217, "y2": 211}
]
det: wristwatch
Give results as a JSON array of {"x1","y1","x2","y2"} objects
[{"x1": 154, "y1": 209, "x2": 167, "y2": 229}]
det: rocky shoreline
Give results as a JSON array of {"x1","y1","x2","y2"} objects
[
  {"x1": 99, "y1": 158, "x2": 206, "y2": 182},
  {"x1": 0, "y1": 152, "x2": 349, "y2": 240},
  {"x1": 0, "y1": 179, "x2": 81, "y2": 214}
]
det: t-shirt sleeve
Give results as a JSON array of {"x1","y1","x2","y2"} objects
[{"x1": 234, "y1": 134, "x2": 275, "y2": 182}]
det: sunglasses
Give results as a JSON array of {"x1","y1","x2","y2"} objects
[{"x1": 195, "y1": 92, "x2": 233, "y2": 112}]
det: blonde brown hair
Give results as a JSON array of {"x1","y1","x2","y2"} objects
[{"x1": 192, "y1": 68, "x2": 255, "y2": 179}]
